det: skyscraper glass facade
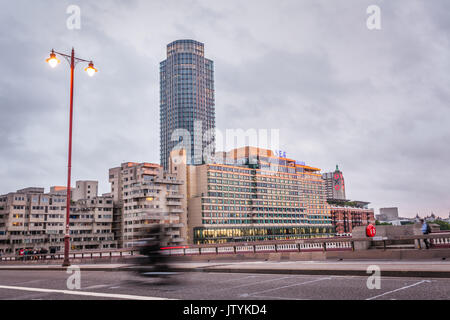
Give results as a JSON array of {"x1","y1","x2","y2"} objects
[{"x1": 160, "y1": 40, "x2": 215, "y2": 169}]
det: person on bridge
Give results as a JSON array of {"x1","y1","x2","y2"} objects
[{"x1": 421, "y1": 219, "x2": 431, "y2": 249}]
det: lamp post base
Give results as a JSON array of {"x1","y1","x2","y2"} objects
[{"x1": 63, "y1": 234, "x2": 71, "y2": 267}]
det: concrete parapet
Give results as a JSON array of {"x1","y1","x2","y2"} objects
[{"x1": 352, "y1": 224, "x2": 423, "y2": 250}]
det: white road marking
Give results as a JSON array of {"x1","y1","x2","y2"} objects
[
  {"x1": 220, "y1": 275, "x2": 259, "y2": 283},
  {"x1": 240, "y1": 277, "x2": 332, "y2": 297},
  {"x1": 0, "y1": 285, "x2": 173, "y2": 300},
  {"x1": 82, "y1": 284, "x2": 111, "y2": 290},
  {"x1": 13, "y1": 280, "x2": 45, "y2": 286},
  {"x1": 366, "y1": 280, "x2": 431, "y2": 300},
  {"x1": 219, "y1": 276, "x2": 294, "y2": 291}
]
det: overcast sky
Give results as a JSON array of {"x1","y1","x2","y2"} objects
[{"x1": 0, "y1": 0, "x2": 449, "y2": 218}]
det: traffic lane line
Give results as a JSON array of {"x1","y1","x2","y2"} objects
[
  {"x1": 220, "y1": 275, "x2": 295, "y2": 290},
  {"x1": 182, "y1": 273, "x2": 364, "y2": 297},
  {"x1": 239, "y1": 277, "x2": 332, "y2": 297},
  {"x1": 82, "y1": 284, "x2": 117, "y2": 290},
  {"x1": 0, "y1": 270, "x2": 141, "y2": 294},
  {"x1": 235, "y1": 276, "x2": 433, "y2": 300},
  {"x1": 0, "y1": 285, "x2": 174, "y2": 300},
  {"x1": 168, "y1": 274, "x2": 261, "y2": 293},
  {"x1": 366, "y1": 280, "x2": 432, "y2": 300},
  {"x1": 213, "y1": 274, "x2": 260, "y2": 283},
  {"x1": 178, "y1": 273, "x2": 260, "y2": 285},
  {"x1": 326, "y1": 276, "x2": 438, "y2": 300},
  {"x1": 211, "y1": 276, "x2": 295, "y2": 292},
  {"x1": 325, "y1": 276, "x2": 437, "y2": 300},
  {"x1": 11, "y1": 279, "x2": 47, "y2": 286},
  {"x1": 167, "y1": 273, "x2": 297, "y2": 294}
]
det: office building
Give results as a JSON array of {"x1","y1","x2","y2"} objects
[
  {"x1": 160, "y1": 39, "x2": 215, "y2": 170},
  {"x1": 170, "y1": 147, "x2": 334, "y2": 244}
]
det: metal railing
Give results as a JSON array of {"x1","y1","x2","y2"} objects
[{"x1": 0, "y1": 248, "x2": 138, "y2": 262}]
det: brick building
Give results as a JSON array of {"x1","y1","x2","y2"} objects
[{"x1": 329, "y1": 201, "x2": 375, "y2": 236}]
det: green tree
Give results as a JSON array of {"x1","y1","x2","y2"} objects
[
  {"x1": 432, "y1": 220, "x2": 450, "y2": 230},
  {"x1": 375, "y1": 220, "x2": 392, "y2": 226}
]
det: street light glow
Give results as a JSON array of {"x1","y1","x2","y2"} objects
[
  {"x1": 85, "y1": 62, "x2": 98, "y2": 77},
  {"x1": 46, "y1": 52, "x2": 60, "y2": 68}
]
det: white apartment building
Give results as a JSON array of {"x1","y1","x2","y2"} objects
[
  {"x1": 109, "y1": 162, "x2": 187, "y2": 247},
  {"x1": 73, "y1": 181, "x2": 98, "y2": 201},
  {"x1": 0, "y1": 182, "x2": 117, "y2": 255}
]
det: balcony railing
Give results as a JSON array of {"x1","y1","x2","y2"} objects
[{"x1": 166, "y1": 193, "x2": 184, "y2": 199}]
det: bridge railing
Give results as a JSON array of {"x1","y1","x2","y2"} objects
[
  {"x1": 1, "y1": 233, "x2": 450, "y2": 262},
  {"x1": 0, "y1": 248, "x2": 139, "y2": 262}
]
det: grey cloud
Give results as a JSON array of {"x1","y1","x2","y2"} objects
[{"x1": 0, "y1": 0, "x2": 449, "y2": 217}]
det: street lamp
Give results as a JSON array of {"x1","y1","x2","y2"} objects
[
  {"x1": 46, "y1": 48, "x2": 98, "y2": 267},
  {"x1": 85, "y1": 62, "x2": 98, "y2": 77}
]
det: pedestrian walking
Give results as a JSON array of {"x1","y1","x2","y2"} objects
[{"x1": 421, "y1": 219, "x2": 431, "y2": 249}]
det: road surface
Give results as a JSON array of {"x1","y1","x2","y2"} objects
[{"x1": 0, "y1": 269, "x2": 449, "y2": 300}]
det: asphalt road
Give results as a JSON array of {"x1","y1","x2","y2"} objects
[{"x1": 0, "y1": 269, "x2": 450, "y2": 300}]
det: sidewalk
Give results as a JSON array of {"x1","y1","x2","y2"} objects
[{"x1": 2, "y1": 260, "x2": 450, "y2": 278}]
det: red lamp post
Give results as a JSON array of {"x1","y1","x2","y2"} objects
[{"x1": 46, "y1": 48, "x2": 98, "y2": 267}]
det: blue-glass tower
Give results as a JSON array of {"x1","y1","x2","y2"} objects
[{"x1": 160, "y1": 40, "x2": 215, "y2": 169}]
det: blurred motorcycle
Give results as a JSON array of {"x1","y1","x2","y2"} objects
[{"x1": 127, "y1": 224, "x2": 178, "y2": 284}]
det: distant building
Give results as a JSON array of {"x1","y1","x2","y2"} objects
[
  {"x1": 329, "y1": 201, "x2": 375, "y2": 235},
  {"x1": 420, "y1": 212, "x2": 449, "y2": 223},
  {"x1": 322, "y1": 165, "x2": 375, "y2": 235},
  {"x1": 376, "y1": 207, "x2": 399, "y2": 222},
  {"x1": 322, "y1": 165, "x2": 346, "y2": 201},
  {"x1": 49, "y1": 186, "x2": 73, "y2": 197},
  {"x1": 0, "y1": 183, "x2": 116, "y2": 254},
  {"x1": 390, "y1": 219, "x2": 415, "y2": 226},
  {"x1": 445, "y1": 213, "x2": 450, "y2": 223}
]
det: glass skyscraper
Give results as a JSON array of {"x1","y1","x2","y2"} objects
[{"x1": 160, "y1": 40, "x2": 215, "y2": 169}]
